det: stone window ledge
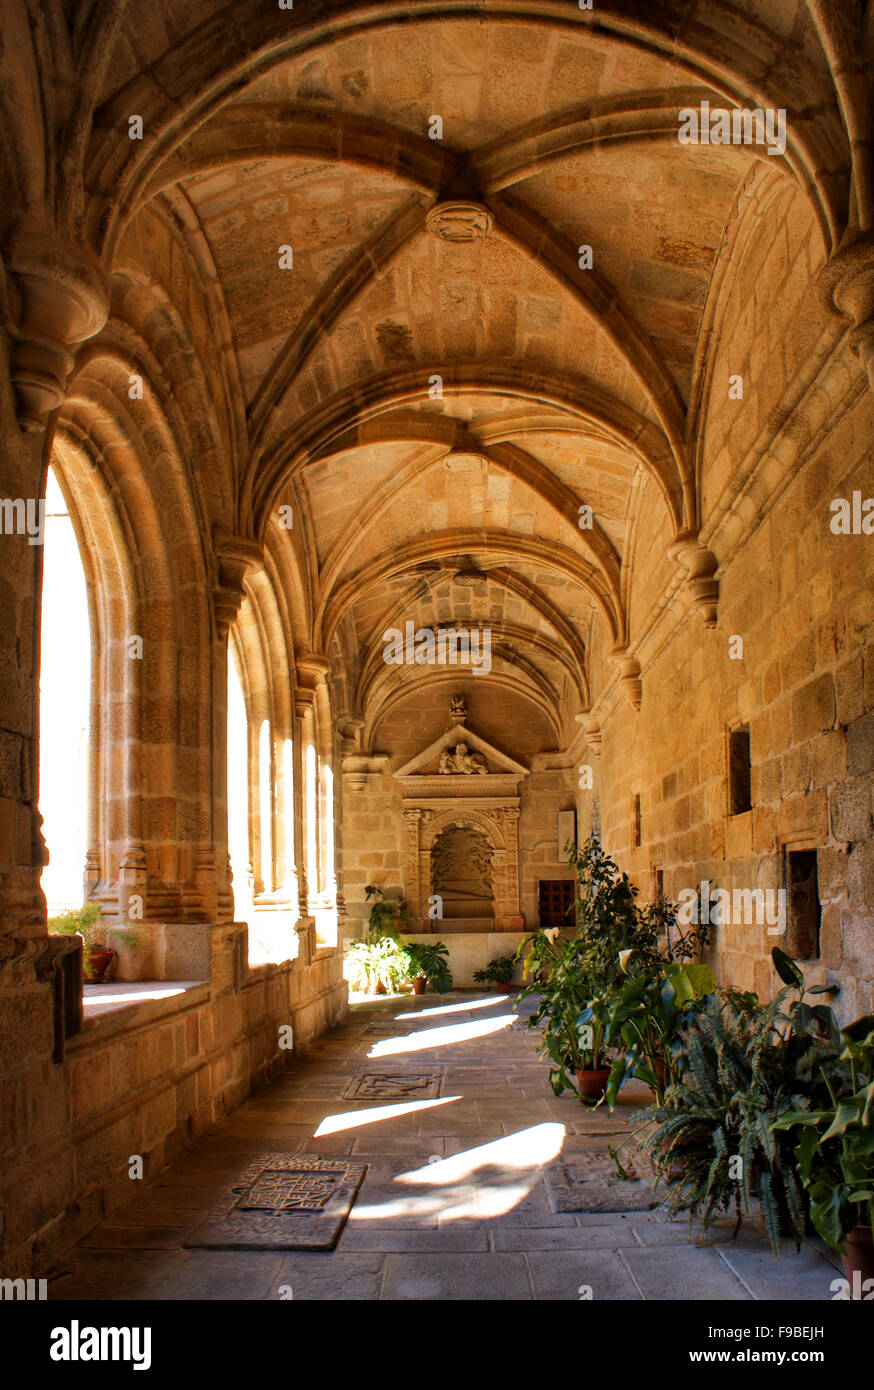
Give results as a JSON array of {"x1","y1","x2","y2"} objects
[{"x1": 69, "y1": 980, "x2": 209, "y2": 1047}]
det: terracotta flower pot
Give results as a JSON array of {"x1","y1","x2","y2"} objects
[
  {"x1": 647, "y1": 1054, "x2": 666, "y2": 1090},
  {"x1": 576, "y1": 1066, "x2": 611, "y2": 1102},
  {"x1": 84, "y1": 947, "x2": 116, "y2": 984},
  {"x1": 842, "y1": 1224, "x2": 874, "y2": 1289},
  {"x1": 412, "y1": 976, "x2": 427, "y2": 994}
]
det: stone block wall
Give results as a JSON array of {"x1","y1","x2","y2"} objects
[
  {"x1": 591, "y1": 185, "x2": 874, "y2": 1021},
  {"x1": 342, "y1": 678, "x2": 577, "y2": 939},
  {"x1": 0, "y1": 923, "x2": 347, "y2": 1274}
]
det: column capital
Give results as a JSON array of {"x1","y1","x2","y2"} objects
[
  {"x1": 4, "y1": 221, "x2": 109, "y2": 432},
  {"x1": 213, "y1": 530, "x2": 262, "y2": 636},
  {"x1": 294, "y1": 653, "x2": 331, "y2": 719},
  {"x1": 575, "y1": 712, "x2": 602, "y2": 753}
]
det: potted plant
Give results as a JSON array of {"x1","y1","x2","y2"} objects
[
  {"x1": 401, "y1": 940, "x2": 453, "y2": 995},
  {"x1": 581, "y1": 955, "x2": 716, "y2": 1110},
  {"x1": 345, "y1": 886, "x2": 418, "y2": 995},
  {"x1": 515, "y1": 838, "x2": 664, "y2": 1102},
  {"x1": 48, "y1": 904, "x2": 116, "y2": 983},
  {"x1": 772, "y1": 1009, "x2": 874, "y2": 1285},
  {"x1": 473, "y1": 956, "x2": 515, "y2": 991},
  {"x1": 644, "y1": 949, "x2": 844, "y2": 1253},
  {"x1": 345, "y1": 934, "x2": 408, "y2": 995}
]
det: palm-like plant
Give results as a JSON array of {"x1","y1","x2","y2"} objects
[{"x1": 402, "y1": 940, "x2": 453, "y2": 994}]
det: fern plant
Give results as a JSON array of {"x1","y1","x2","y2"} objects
[{"x1": 644, "y1": 953, "x2": 843, "y2": 1253}]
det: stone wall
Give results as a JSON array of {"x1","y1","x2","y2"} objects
[
  {"x1": 589, "y1": 185, "x2": 874, "y2": 1021},
  {"x1": 341, "y1": 678, "x2": 577, "y2": 943},
  {"x1": 0, "y1": 921, "x2": 347, "y2": 1274}
]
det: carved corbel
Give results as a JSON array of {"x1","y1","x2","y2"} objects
[
  {"x1": 213, "y1": 530, "x2": 262, "y2": 636},
  {"x1": 611, "y1": 646, "x2": 642, "y2": 712},
  {"x1": 574, "y1": 712, "x2": 602, "y2": 753},
  {"x1": 669, "y1": 534, "x2": 720, "y2": 629},
  {"x1": 337, "y1": 715, "x2": 365, "y2": 756},
  {"x1": 343, "y1": 752, "x2": 389, "y2": 791},
  {"x1": 4, "y1": 223, "x2": 109, "y2": 432},
  {"x1": 818, "y1": 235, "x2": 874, "y2": 391}
]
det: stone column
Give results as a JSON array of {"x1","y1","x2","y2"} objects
[
  {"x1": 501, "y1": 807, "x2": 524, "y2": 929},
  {"x1": 404, "y1": 809, "x2": 423, "y2": 922}
]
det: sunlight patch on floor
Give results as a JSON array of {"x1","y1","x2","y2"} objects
[
  {"x1": 396, "y1": 995, "x2": 512, "y2": 1020},
  {"x1": 314, "y1": 1096, "x2": 460, "y2": 1135},
  {"x1": 368, "y1": 1013, "x2": 516, "y2": 1056}
]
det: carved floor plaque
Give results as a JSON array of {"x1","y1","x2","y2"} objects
[
  {"x1": 184, "y1": 1154, "x2": 367, "y2": 1251},
  {"x1": 543, "y1": 1151, "x2": 658, "y2": 1214},
  {"x1": 343, "y1": 1069, "x2": 443, "y2": 1100}
]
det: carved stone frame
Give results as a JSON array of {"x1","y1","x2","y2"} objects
[{"x1": 403, "y1": 798, "x2": 524, "y2": 931}]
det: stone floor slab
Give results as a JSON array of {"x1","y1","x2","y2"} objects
[
  {"x1": 184, "y1": 1154, "x2": 367, "y2": 1251},
  {"x1": 382, "y1": 1252, "x2": 531, "y2": 1300}
]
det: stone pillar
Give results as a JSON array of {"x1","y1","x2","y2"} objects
[
  {"x1": 501, "y1": 807, "x2": 524, "y2": 929},
  {"x1": 106, "y1": 531, "x2": 261, "y2": 976},
  {"x1": 404, "y1": 809, "x2": 423, "y2": 922}
]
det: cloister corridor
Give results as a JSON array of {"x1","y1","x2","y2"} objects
[
  {"x1": 1, "y1": 1, "x2": 873, "y2": 1327},
  {"x1": 46, "y1": 989, "x2": 840, "y2": 1302}
]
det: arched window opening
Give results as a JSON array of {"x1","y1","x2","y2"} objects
[
  {"x1": 315, "y1": 761, "x2": 338, "y2": 946},
  {"x1": 227, "y1": 651, "x2": 252, "y2": 928},
  {"x1": 39, "y1": 466, "x2": 91, "y2": 915},
  {"x1": 259, "y1": 718, "x2": 274, "y2": 892},
  {"x1": 305, "y1": 740, "x2": 318, "y2": 901}
]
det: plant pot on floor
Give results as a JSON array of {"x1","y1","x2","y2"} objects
[
  {"x1": 647, "y1": 1054, "x2": 666, "y2": 1090},
  {"x1": 375, "y1": 980, "x2": 387, "y2": 995},
  {"x1": 412, "y1": 976, "x2": 427, "y2": 995},
  {"x1": 577, "y1": 1066, "x2": 611, "y2": 1102},
  {"x1": 84, "y1": 947, "x2": 116, "y2": 984},
  {"x1": 842, "y1": 1224, "x2": 874, "y2": 1288}
]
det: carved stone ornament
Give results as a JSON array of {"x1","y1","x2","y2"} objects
[{"x1": 426, "y1": 201, "x2": 493, "y2": 242}]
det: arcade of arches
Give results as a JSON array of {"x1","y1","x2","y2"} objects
[{"x1": 1, "y1": 1, "x2": 873, "y2": 1275}]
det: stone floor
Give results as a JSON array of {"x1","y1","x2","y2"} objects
[{"x1": 49, "y1": 991, "x2": 842, "y2": 1301}]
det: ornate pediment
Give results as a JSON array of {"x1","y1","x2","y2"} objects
[{"x1": 394, "y1": 715, "x2": 528, "y2": 789}]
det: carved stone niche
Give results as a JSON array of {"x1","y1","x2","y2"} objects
[{"x1": 394, "y1": 715, "x2": 527, "y2": 932}]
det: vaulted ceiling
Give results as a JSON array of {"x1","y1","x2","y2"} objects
[{"x1": 10, "y1": 1, "x2": 865, "y2": 751}]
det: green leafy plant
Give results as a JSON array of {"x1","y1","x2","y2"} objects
[
  {"x1": 515, "y1": 838, "x2": 665, "y2": 1096},
  {"x1": 48, "y1": 903, "x2": 112, "y2": 982},
  {"x1": 345, "y1": 934, "x2": 409, "y2": 994},
  {"x1": 643, "y1": 948, "x2": 844, "y2": 1253},
  {"x1": 364, "y1": 883, "x2": 415, "y2": 935},
  {"x1": 473, "y1": 956, "x2": 515, "y2": 986},
  {"x1": 581, "y1": 958, "x2": 717, "y2": 1109},
  {"x1": 772, "y1": 1012, "x2": 874, "y2": 1252},
  {"x1": 402, "y1": 940, "x2": 453, "y2": 994},
  {"x1": 48, "y1": 903, "x2": 101, "y2": 944},
  {"x1": 345, "y1": 886, "x2": 417, "y2": 993}
]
